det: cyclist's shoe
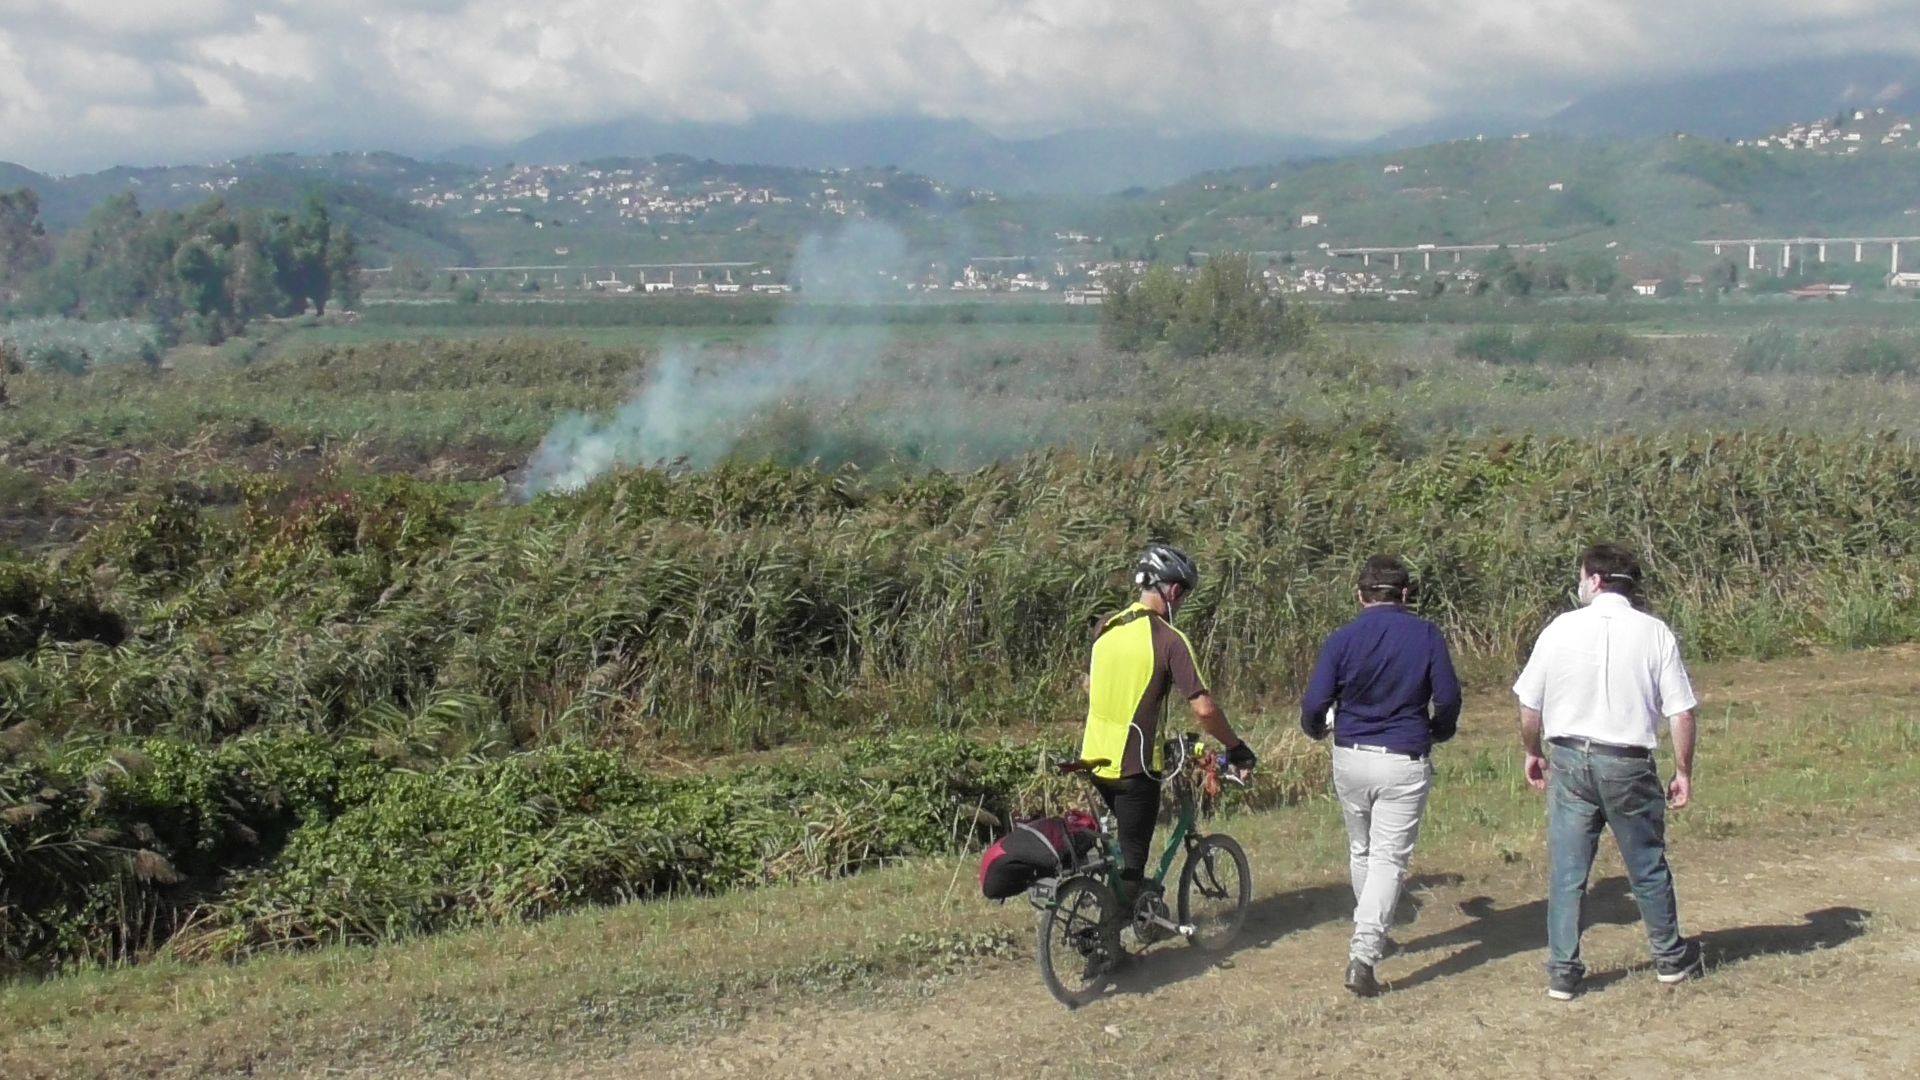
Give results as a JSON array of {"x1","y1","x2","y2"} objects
[
  {"x1": 1546, "y1": 970, "x2": 1583, "y2": 1001},
  {"x1": 1345, "y1": 958, "x2": 1380, "y2": 998},
  {"x1": 1655, "y1": 940, "x2": 1705, "y2": 985}
]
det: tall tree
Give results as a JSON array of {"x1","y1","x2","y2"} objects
[
  {"x1": 0, "y1": 188, "x2": 51, "y2": 286},
  {"x1": 325, "y1": 222, "x2": 360, "y2": 311}
]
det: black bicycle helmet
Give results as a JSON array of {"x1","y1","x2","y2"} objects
[{"x1": 1134, "y1": 543, "x2": 1199, "y2": 591}]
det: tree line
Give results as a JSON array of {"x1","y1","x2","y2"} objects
[{"x1": 0, "y1": 188, "x2": 359, "y2": 344}]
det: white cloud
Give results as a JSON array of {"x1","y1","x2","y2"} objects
[{"x1": 0, "y1": 1, "x2": 1917, "y2": 172}]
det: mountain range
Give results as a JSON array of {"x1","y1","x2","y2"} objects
[
  {"x1": 1544, "y1": 52, "x2": 1920, "y2": 139},
  {"x1": 6, "y1": 53, "x2": 1918, "y2": 201},
  {"x1": 438, "y1": 53, "x2": 1920, "y2": 194}
]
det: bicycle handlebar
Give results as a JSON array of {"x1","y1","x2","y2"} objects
[{"x1": 1053, "y1": 736, "x2": 1253, "y2": 793}]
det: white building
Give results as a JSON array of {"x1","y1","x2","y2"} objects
[{"x1": 1298, "y1": 212, "x2": 1321, "y2": 226}]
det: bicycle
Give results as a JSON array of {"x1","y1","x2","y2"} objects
[{"x1": 1028, "y1": 733, "x2": 1253, "y2": 1007}]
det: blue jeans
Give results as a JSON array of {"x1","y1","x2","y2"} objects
[{"x1": 1546, "y1": 742, "x2": 1686, "y2": 978}]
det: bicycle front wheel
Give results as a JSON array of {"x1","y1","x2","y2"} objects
[
  {"x1": 1035, "y1": 876, "x2": 1121, "y2": 1008},
  {"x1": 1178, "y1": 834, "x2": 1251, "y2": 951}
]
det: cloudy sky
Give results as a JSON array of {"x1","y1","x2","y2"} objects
[{"x1": 2, "y1": 1, "x2": 1918, "y2": 173}]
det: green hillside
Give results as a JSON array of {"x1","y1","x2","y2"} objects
[
  {"x1": 9, "y1": 130, "x2": 1920, "y2": 278},
  {"x1": 1077, "y1": 133, "x2": 1920, "y2": 264}
]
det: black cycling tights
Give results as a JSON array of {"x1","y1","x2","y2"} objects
[{"x1": 1092, "y1": 774, "x2": 1161, "y2": 887}]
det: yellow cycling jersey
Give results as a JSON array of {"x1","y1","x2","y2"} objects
[{"x1": 1081, "y1": 603, "x2": 1208, "y2": 780}]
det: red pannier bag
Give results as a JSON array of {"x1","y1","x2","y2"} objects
[{"x1": 979, "y1": 810, "x2": 1099, "y2": 900}]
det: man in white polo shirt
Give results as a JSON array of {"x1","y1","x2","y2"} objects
[{"x1": 1513, "y1": 543, "x2": 1703, "y2": 1001}]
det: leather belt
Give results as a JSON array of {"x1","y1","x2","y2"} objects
[
  {"x1": 1337, "y1": 741, "x2": 1428, "y2": 761},
  {"x1": 1548, "y1": 736, "x2": 1652, "y2": 760}
]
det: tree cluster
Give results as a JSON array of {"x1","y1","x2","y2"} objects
[
  {"x1": 0, "y1": 190, "x2": 359, "y2": 343},
  {"x1": 1100, "y1": 254, "x2": 1311, "y2": 356},
  {"x1": 1459, "y1": 248, "x2": 1626, "y2": 298}
]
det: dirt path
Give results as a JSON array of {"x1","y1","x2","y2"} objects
[{"x1": 479, "y1": 821, "x2": 1920, "y2": 1080}]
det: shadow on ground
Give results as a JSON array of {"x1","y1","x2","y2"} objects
[
  {"x1": 1385, "y1": 876, "x2": 1641, "y2": 992},
  {"x1": 1584, "y1": 905, "x2": 1873, "y2": 991},
  {"x1": 1103, "y1": 872, "x2": 1465, "y2": 999}
]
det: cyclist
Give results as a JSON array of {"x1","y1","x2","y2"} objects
[{"x1": 1082, "y1": 543, "x2": 1257, "y2": 909}]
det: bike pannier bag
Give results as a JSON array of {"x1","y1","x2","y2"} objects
[{"x1": 979, "y1": 812, "x2": 1099, "y2": 900}]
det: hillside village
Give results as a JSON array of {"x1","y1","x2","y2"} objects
[
  {"x1": 401, "y1": 158, "x2": 989, "y2": 228},
  {"x1": 1739, "y1": 108, "x2": 1918, "y2": 153}
]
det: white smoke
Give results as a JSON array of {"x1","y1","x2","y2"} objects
[{"x1": 519, "y1": 221, "x2": 909, "y2": 497}]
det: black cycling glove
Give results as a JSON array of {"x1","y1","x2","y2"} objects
[{"x1": 1226, "y1": 741, "x2": 1258, "y2": 770}]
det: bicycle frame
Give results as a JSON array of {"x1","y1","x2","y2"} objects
[
  {"x1": 1029, "y1": 736, "x2": 1221, "y2": 912},
  {"x1": 1028, "y1": 737, "x2": 1248, "y2": 1003}
]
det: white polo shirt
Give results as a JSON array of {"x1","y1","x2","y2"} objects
[{"x1": 1512, "y1": 593, "x2": 1698, "y2": 749}]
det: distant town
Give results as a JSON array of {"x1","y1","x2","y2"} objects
[{"x1": 368, "y1": 240, "x2": 1920, "y2": 304}]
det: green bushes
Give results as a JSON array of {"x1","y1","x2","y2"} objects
[
  {"x1": 0, "y1": 318, "x2": 161, "y2": 375},
  {"x1": 0, "y1": 730, "x2": 1077, "y2": 969},
  {"x1": 5, "y1": 430, "x2": 1919, "y2": 750},
  {"x1": 4, "y1": 428, "x2": 1920, "y2": 970},
  {"x1": 1455, "y1": 324, "x2": 1645, "y2": 365},
  {"x1": 0, "y1": 721, "x2": 1338, "y2": 971},
  {"x1": 1455, "y1": 327, "x2": 1520, "y2": 363},
  {"x1": 1733, "y1": 327, "x2": 1920, "y2": 376},
  {"x1": 0, "y1": 733, "x2": 380, "y2": 969},
  {"x1": 1731, "y1": 326, "x2": 1801, "y2": 373},
  {"x1": 1101, "y1": 255, "x2": 1311, "y2": 356},
  {"x1": 0, "y1": 561, "x2": 126, "y2": 660}
]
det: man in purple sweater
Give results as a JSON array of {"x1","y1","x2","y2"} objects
[{"x1": 1301, "y1": 555, "x2": 1462, "y2": 997}]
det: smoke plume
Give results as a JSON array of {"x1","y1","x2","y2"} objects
[{"x1": 520, "y1": 222, "x2": 909, "y2": 497}]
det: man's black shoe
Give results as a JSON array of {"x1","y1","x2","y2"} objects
[
  {"x1": 1656, "y1": 940, "x2": 1705, "y2": 984},
  {"x1": 1345, "y1": 958, "x2": 1380, "y2": 998},
  {"x1": 1546, "y1": 970, "x2": 1582, "y2": 1001}
]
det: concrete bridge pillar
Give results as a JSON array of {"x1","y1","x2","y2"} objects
[
  {"x1": 1855, "y1": 242, "x2": 1864, "y2": 262},
  {"x1": 1748, "y1": 245, "x2": 1758, "y2": 270},
  {"x1": 1896, "y1": 242, "x2": 1903, "y2": 274},
  {"x1": 1392, "y1": 252, "x2": 1401, "y2": 270},
  {"x1": 1362, "y1": 253, "x2": 1370, "y2": 266},
  {"x1": 1817, "y1": 242, "x2": 1827, "y2": 263},
  {"x1": 1453, "y1": 251, "x2": 1461, "y2": 264},
  {"x1": 1781, "y1": 244, "x2": 1791, "y2": 272},
  {"x1": 1712, "y1": 243, "x2": 1723, "y2": 255},
  {"x1": 1424, "y1": 251, "x2": 1432, "y2": 270}
]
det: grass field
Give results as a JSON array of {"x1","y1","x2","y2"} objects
[
  {"x1": 3, "y1": 646, "x2": 1914, "y2": 1078},
  {"x1": 8, "y1": 299, "x2": 1920, "y2": 496}
]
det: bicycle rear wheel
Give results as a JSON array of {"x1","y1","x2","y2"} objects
[
  {"x1": 1035, "y1": 876, "x2": 1121, "y2": 1007},
  {"x1": 1178, "y1": 834, "x2": 1251, "y2": 951}
]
